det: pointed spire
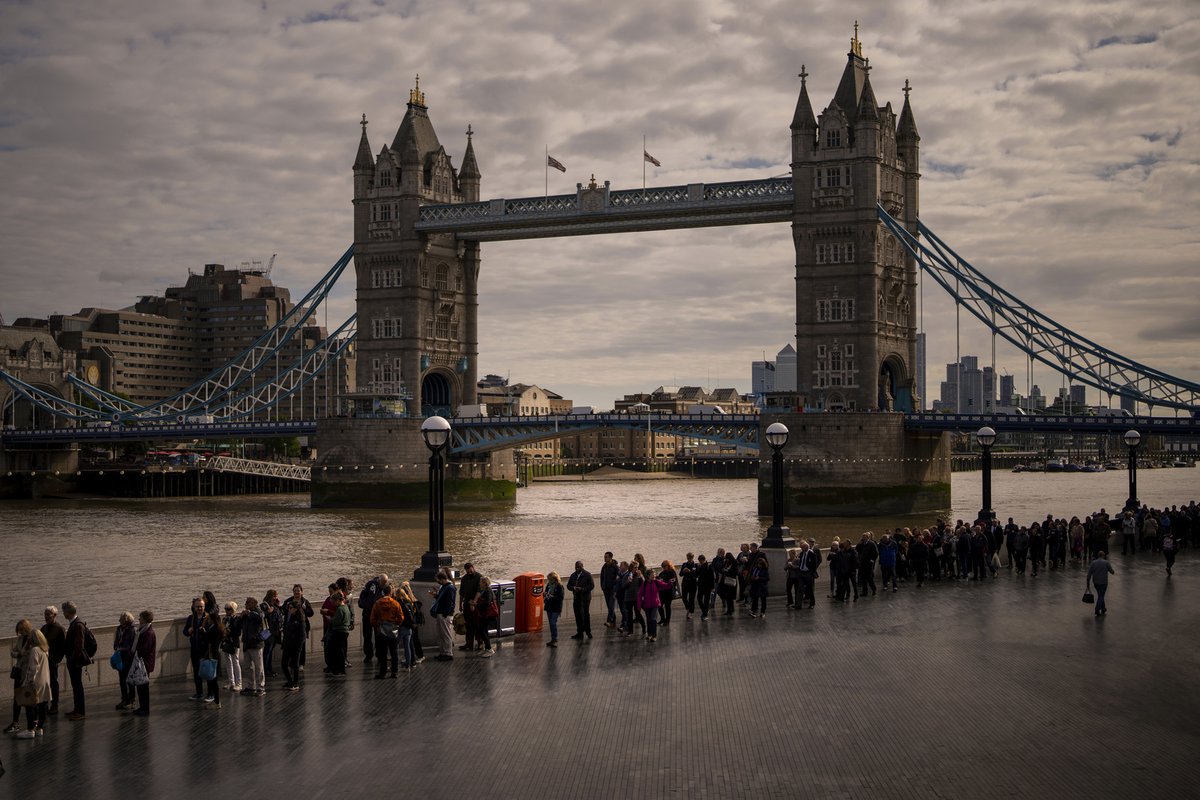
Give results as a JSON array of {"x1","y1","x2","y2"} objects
[
  {"x1": 856, "y1": 70, "x2": 879, "y2": 123},
  {"x1": 460, "y1": 123, "x2": 480, "y2": 179},
  {"x1": 791, "y1": 65, "x2": 817, "y2": 130},
  {"x1": 353, "y1": 113, "x2": 374, "y2": 171},
  {"x1": 408, "y1": 74, "x2": 426, "y2": 108},
  {"x1": 897, "y1": 79, "x2": 919, "y2": 141}
]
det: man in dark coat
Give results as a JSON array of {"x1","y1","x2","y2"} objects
[
  {"x1": 458, "y1": 564, "x2": 482, "y2": 652},
  {"x1": 599, "y1": 552, "x2": 619, "y2": 628},
  {"x1": 567, "y1": 561, "x2": 595, "y2": 640}
]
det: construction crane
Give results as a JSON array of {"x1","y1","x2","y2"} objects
[{"x1": 237, "y1": 253, "x2": 277, "y2": 278}]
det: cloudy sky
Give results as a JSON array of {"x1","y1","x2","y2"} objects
[{"x1": 1, "y1": 0, "x2": 1197, "y2": 411}]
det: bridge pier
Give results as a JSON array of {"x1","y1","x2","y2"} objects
[
  {"x1": 759, "y1": 413, "x2": 950, "y2": 517},
  {"x1": 312, "y1": 418, "x2": 515, "y2": 508}
]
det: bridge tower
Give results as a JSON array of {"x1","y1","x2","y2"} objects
[
  {"x1": 352, "y1": 77, "x2": 480, "y2": 417},
  {"x1": 790, "y1": 28, "x2": 920, "y2": 412}
]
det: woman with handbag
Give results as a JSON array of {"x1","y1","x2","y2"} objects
[
  {"x1": 128, "y1": 610, "x2": 156, "y2": 716},
  {"x1": 12, "y1": 620, "x2": 51, "y2": 738},
  {"x1": 260, "y1": 590, "x2": 283, "y2": 677},
  {"x1": 718, "y1": 553, "x2": 739, "y2": 616},
  {"x1": 200, "y1": 609, "x2": 226, "y2": 707},
  {"x1": 637, "y1": 568, "x2": 667, "y2": 642},
  {"x1": 399, "y1": 582, "x2": 426, "y2": 665},
  {"x1": 113, "y1": 612, "x2": 136, "y2": 711},
  {"x1": 394, "y1": 586, "x2": 417, "y2": 671}
]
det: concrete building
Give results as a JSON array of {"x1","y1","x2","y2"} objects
[
  {"x1": 792, "y1": 30, "x2": 919, "y2": 412},
  {"x1": 1069, "y1": 384, "x2": 1087, "y2": 412},
  {"x1": 936, "y1": 355, "x2": 993, "y2": 413},
  {"x1": 999, "y1": 374, "x2": 1015, "y2": 408},
  {"x1": 751, "y1": 359, "x2": 776, "y2": 396},
  {"x1": 47, "y1": 262, "x2": 352, "y2": 419},
  {"x1": 774, "y1": 344, "x2": 798, "y2": 392}
]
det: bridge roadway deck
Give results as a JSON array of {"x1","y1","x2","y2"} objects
[{"x1": 4, "y1": 548, "x2": 1196, "y2": 798}]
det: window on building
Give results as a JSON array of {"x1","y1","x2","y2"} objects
[
  {"x1": 420, "y1": 267, "x2": 429, "y2": 288},
  {"x1": 378, "y1": 170, "x2": 392, "y2": 187},
  {"x1": 825, "y1": 128, "x2": 841, "y2": 148},
  {"x1": 435, "y1": 314, "x2": 450, "y2": 339},
  {"x1": 435, "y1": 264, "x2": 448, "y2": 290},
  {"x1": 424, "y1": 318, "x2": 434, "y2": 339},
  {"x1": 455, "y1": 269, "x2": 464, "y2": 292}
]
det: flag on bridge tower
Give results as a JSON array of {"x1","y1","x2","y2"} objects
[
  {"x1": 547, "y1": 154, "x2": 566, "y2": 172},
  {"x1": 643, "y1": 150, "x2": 661, "y2": 167}
]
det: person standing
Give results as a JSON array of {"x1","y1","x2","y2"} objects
[
  {"x1": 1013, "y1": 527, "x2": 1030, "y2": 575},
  {"x1": 130, "y1": 610, "x2": 157, "y2": 716},
  {"x1": 281, "y1": 585, "x2": 312, "y2": 691},
  {"x1": 370, "y1": 585, "x2": 403, "y2": 678},
  {"x1": 240, "y1": 597, "x2": 266, "y2": 695},
  {"x1": 567, "y1": 561, "x2": 595, "y2": 640},
  {"x1": 394, "y1": 585, "x2": 418, "y2": 672},
  {"x1": 695, "y1": 555, "x2": 715, "y2": 620},
  {"x1": 1086, "y1": 552, "x2": 1116, "y2": 616},
  {"x1": 357, "y1": 574, "x2": 386, "y2": 664},
  {"x1": 718, "y1": 554, "x2": 739, "y2": 616},
  {"x1": 637, "y1": 569, "x2": 665, "y2": 642},
  {"x1": 399, "y1": 581, "x2": 426, "y2": 665},
  {"x1": 183, "y1": 598, "x2": 208, "y2": 700},
  {"x1": 657, "y1": 561, "x2": 678, "y2": 626},
  {"x1": 430, "y1": 569, "x2": 457, "y2": 661},
  {"x1": 325, "y1": 591, "x2": 350, "y2": 677},
  {"x1": 12, "y1": 621, "x2": 51, "y2": 739},
  {"x1": 40, "y1": 606, "x2": 65, "y2": 715},
  {"x1": 794, "y1": 541, "x2": 819, "y2": 608},
  {"x1": 200, "y1": 609, "x2": 225, "y2": 706},
  {"x1": 260, "y1": 590, "x2": 282, "y2": 677},
  {"x1": 679, "y1": 554, "x2": 698, "y2": 619},
  {"x1": 599, "y1": 553, "x2": 619, "y2": 629},
  {"x1": 622, "y1": 565, "x2": 647, "y2": 635},
  {"x1": 61, "y1": 601, "x2": 87, "y2": 721},
  {"x1": 543, "y1": 572, "x2": 564, "y2": 647},
  {"x1": 785, "y1": 550, "x2": 800, "y2": 609},
  {"x1": 221, "y1": 601, "x2": 243, "y2": 692},
  {"x1": 748, "y1": 555, "x2": 769, "y2": 618},
  {"x1": 878, "y1": 534, "x2": 899, "y2": 591},
  {"x1": 458, "y1": 563, "x2": 482, "y2": 653},
  {"x1": 113, "y1": 612, "x2": 137, "y2": 711},
  {"x1": 473, "y1": 577, "x2": 497, "y2": 657},
  {"x1": 735, "y1": 543, "x2": 752, "y2": 606},
  {"x1": 1162, "y1": 529, "x2": 1179, "y2": 577},
  {"x1": 1121, "y1": 512, "x2": 1137, "y2": 556},
  {"x1": 856, "y1": 533, "x2": 878, "y2": 597}
]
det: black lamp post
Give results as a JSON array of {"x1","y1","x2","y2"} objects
[
  {"x1": 413, "y1": 415, "x2": 453, "y2": 582},
  {"x1": 762, "y1": 422, "x2": 794, "y2": 548},
  {"x1": 976, "y1": 425, "x2": 996, "y2": 523},
  {"x1": 1124, "y1": 429, "x2": 1141, "y2": 513}
]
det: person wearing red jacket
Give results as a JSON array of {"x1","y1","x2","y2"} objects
[{"x1": 369, "y1": 586, "x2": 405, "y2": 679}]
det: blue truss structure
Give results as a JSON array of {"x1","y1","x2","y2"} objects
[
  {"x1": 448, "y1": 413, "x2": 760, "y2": 455},
  {"x1": 877, "y1": 205, "x2": 1200, "y2": 414}
]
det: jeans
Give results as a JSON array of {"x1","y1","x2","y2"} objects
[
  {"x1": 750, "y1": 589, "x2": 767, "y2": 614},
  {"x1": 262, "y1": 636, "x2": 276, "y2": 674},
  {"x1": 603, "y1": 590, "x2": 617, "y2": 625},
  {"x1": 881, "y1": 564, "x2": 897, "y2": 590},
  {"x1": 547, "y1": 611, "x2": 560, "y2": 642},
  {"x1": 222, "y1": 649, "x2": 242, "y2": 687},
  {"x1": 698, "y1": 589, "x2": 711, "y2": 618},
  {"x1": 190, "y1": 649, "x2": 205, "y2": 695},
  {"x1": 1095, "y1": 582, "x2": 1108, "y2": 613},
  {"x1": 573, "y1": 593, "x2": 591, "y2": 634},
  {"x1": 118, "y1": 664, "x2": 134, "y2": 705},
  {"x1": 399, "y1": 627, "x2": 414, "y2": 668},
  {"x1": 24, "y1": 701, "x2": 47, "y2": 731},
  {"x1": 682, "y1": 582, "x2": 696, "y2": 614},
  {"x1": 786, "y1": 576, "x2": 798, "y2": 606},
  {"x1": 643, "y1": 607, "x2": 658, "y2": 638},
  {"x1": 376, "y1": 632, "x2": 399, "y2": 675},
  {"x1": 242, "y1": 647, "x2": 265, "y2": 689},
  {"x1": 48, "y1": 659, "x2": 61, "y2": 709},
  {"x1": 619, "y1": 598, "x2": 632, "y2": 632}
]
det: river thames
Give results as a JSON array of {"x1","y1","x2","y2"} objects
[{"x1": 1, "y1": 467, "x2": 1194, "y2": 621}]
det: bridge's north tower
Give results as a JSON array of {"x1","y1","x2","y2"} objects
[
  {"x1": 352, "y1": 78, "x2": 480, "y2": 417},
  {"x1": 790, "y1": 30, "x2": 920, "y2": 412}
]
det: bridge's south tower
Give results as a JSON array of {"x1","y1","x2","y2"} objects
[
  {"x1": 352, "y1": 78, "x2": 480, "y2": 416},
  {"x1": 791, "y1": 32, "x2": 920, "y2": 412}
]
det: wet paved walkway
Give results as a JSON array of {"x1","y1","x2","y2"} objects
[{"x1": 4, "y1": 551, "x2": 1198, "y2": 800}]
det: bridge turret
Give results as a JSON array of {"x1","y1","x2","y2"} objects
[
  {"x1": 790, "y1": 66, "x2": 817, "y2": 160},
  {"x1": 854, "y1": 70, "x2": 880, "y2": 155},
  {"x1": 896, "y1": 79, "x2": 920, "y2": 182},
  {"x1": 459, "y1": 124, "x2": 481, "y2": 202},
  {"x1": 352, "y1": 114, "x2": 373, "y2": 246}
]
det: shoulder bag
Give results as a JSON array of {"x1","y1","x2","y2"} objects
[
  {"x1": 198, "y1": 658, "x2": 218, "y2": 681},
  {"x1": 15, "y1": 684, "x2": 38, "y2": 707}
]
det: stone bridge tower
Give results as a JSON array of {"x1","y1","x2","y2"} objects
[
  {"x1": 790, "y1": 29, "x2": 921, "y2": 412},
  {"x1": 352, "y1": 77, "x2": 480, "y2": 417}
]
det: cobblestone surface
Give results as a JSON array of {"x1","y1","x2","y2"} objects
[{"x1": 3, "y1": 551, "x2": 1196, "y2": 800}]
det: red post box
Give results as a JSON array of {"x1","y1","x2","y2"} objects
[{"x1": 514, "y1": 572, "x2": 544, "y2": 633}]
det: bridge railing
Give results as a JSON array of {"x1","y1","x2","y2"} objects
[{"x1": 207, "y1": 456, "x2": 312, "y2": 481}]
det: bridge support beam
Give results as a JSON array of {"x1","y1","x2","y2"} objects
[
  {"x1": 758, "y1": 413, "x2": 950, "y2": 517},
  {"x1": 311, "y1": 418, "x2": 515, "y2": 508}
]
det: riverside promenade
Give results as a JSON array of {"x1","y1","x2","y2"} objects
[{"x1": 3, "y1": 553, "x2": 1197, "y2": 800}]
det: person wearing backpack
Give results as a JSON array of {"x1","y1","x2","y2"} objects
[
  {"x1": 281, "y1": 585, "x2": 312, "y2": 691},
  {"x1": 240, "y1": 598, "x2": 266, "y2": 696},
  {"x1": 369, "y1": 585, "x2": 404, "y2": 678},
  {"x1": 357, "y1": 574, "x2": 385, "y2": 665},
  {"x1": 325, "y1": 592, "x2": 350, "y2": 677},
  {"x1": 220, "y1": 601, "x2": 243, "y2": 693},
  {"x1": 1162, "y1": 531, "x2": 1179, "y2": 576},
  {"x1": 61, "y1": 601, "x2": 90, "y2": 721},
  {"x1": 260, "y1": 590, "x2": 283, "y2": 678}
]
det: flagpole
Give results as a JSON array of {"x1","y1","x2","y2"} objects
[
  {"x1": 642, "y1": 134, "x2": 646, "y2": 195},
  {"x1": 545, "y1": 144, "x2": 549, "y2": 204}
]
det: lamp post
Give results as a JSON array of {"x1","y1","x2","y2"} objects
[
  {"x1": 762, "y1": 422, "x2": 794, "y2": 548},
  {"x1": 413, "y1": 415, "x2": 453, "y2": 582},
  {"x1": 1124, "y1": 429, "x2": 1141, "y2": 513},
  {"x1": 976, "y1": 425, "x2": 996, "y2": 523}
]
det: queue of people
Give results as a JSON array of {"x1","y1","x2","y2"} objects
[{"x1": 4, "y1": 498, "x2": 1192, "y2": 740}]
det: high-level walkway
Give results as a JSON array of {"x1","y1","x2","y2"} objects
[{"x1": 3, "y1": 552, "x2": 1196, "y2": 799}]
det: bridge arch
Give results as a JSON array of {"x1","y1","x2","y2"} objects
[
  {"x1": 2, "y1": 383, "x2": 68, "y2": 429},
  {"x1": 878, "y1": 353, "x2": 911, "y2": 412},
  {"x1": 420, "y1": 369, "x2": 457, "y2": 417}
]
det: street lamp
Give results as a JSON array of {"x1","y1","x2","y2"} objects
[
  {"x1": 1124, "y1": 429, "x2": 1141, "y2": 513},
  {"x1": 413, "y1": 415, "x2": 453, "y2": 582},
  {"x1": 976, "y1": 425, "x2": 997, "y2": 523},
  {"x1": 762, "y1": 422, "x2": 794, "y2": 548}
]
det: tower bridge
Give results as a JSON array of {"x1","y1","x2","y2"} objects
[{"x1": 4, "y1": 29, "x2": 1198, "y2": 512}]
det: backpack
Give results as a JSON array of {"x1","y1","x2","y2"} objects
[
  {"x1": 1163, "y1": 535, "x2": 1175, "y2": 551},
  {"x1": 358, "y1": 579, "x2": 379, "y2": 611},
  {"x1": 81, "y1": 622, "x2": 99, "y2": 664}
]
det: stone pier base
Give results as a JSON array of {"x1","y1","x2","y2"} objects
[
  {"x1": 312, "y1": 418, "x2": 515, "y2": 508},
  {"x1": 759, "y1": 412, "x2": 950, "y2": 517}
]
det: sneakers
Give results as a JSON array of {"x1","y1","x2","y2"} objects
[
  {"x1": 132, "y1": 708, "x2": 149, "y2": 717},
  {"x1": 3, "y1": 723, "x2": 20, "y2": 734},
  {"x1": 481, "y1": 648, "x2": 495, "y2": 658},
  {"x1": 16, "y1": 730, "x2": 35, "y2": 739},
  {"x1": 255, "y1": 689, "x2": 266, "y2": 697},
  {"x1": 188, "y1": 694, "x2": 205, "y2": 701},
  {"x1": 749, "y1": 612, "x2": 758, "y2": 618},
  {"x1": 547, "y1": 641, "x2": 557, "y2": 647},
  {"x1": 67, "y1": 712, "x2": 85, "y2": 721},
  {"x1": 204, "y1": 696, "x2": 216, "y2": 704},
  {"x1": 115, "y1": 702, "x2": 133, "y2": 711},
  {"x1": 415, "y1": 657, "x2": 426, "y2": 664},
  {"x1": 435, "y1": 654, "x2": 454, "y2": 662},
  {"x1": 231, "y1": 684, "x2": 243, "y2": 693}
]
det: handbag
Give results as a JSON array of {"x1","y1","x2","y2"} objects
[
  {"x1": 452, "y1": 612, "x2": 467, "y2": 635},
  {"x1": 15, "y1": 684, "x2": 37, "y2": 707},
  {"x1": 127, "y1": 655, "x2": 149, "y2": 686},
  {"x1": 1082, "y1": 591, "x2": 1095, "y2": 604},
  {"x1": 258, "y1": 628, "x2": 272, "y2": 642},
  {"x1": 378, "y1": 621, "x2": 400, "y2": 640},
  {"x1": 414, "y1": 602, "x2": 426, "y2": 626},
  {"x1": 198, "y1": 658, "x2": 218, "y2": 681},
  {"x1": 109, "y1": 650, "x2": 125, "y2": 671}
]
